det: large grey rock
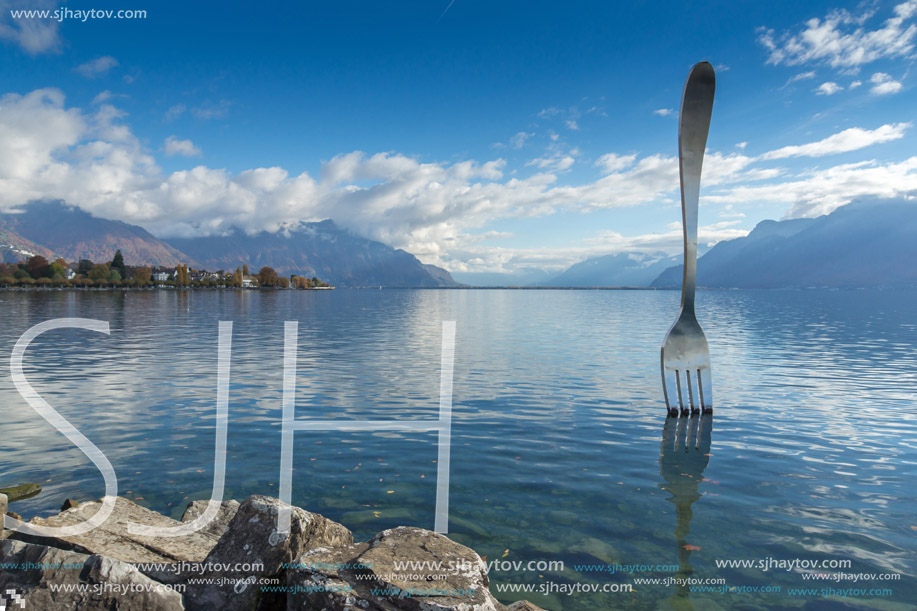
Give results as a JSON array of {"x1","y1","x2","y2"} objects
[
  {"x1": 287, "y1": 526, "x2": 503, "y2": 611},
  {"x1": 10, "y1": 496, "x2": 219, "y2": 563},
  {"x1": 183, "y1": 494, "x2": 353, "y2": 611},
  {"x1": 506, "y1": 602, "x2": 548, "y2": 611},
  {"x1": 181, "y1": 499, "x2": 240, "y2": 539},
  {"x1": 0, "y1": 539, "x2": 184, "y2": 610}
]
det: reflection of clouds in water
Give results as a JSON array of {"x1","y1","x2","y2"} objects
[{"x1": 2, "y1": 290, "x2": 917, "y2": 606}]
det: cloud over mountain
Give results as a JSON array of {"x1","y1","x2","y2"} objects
[{"x1": 1, "y1": 87, "x2": 916, "y2": 274}]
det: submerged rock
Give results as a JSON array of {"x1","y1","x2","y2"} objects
[
  {"x1": 0, "y1": 539, "x2": 184, "y2": 610},
  {"x1": 0, "y1": 483, "x2": 41, "y2": 503}
]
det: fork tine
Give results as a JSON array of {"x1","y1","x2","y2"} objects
[
  {"x1": 675, "y1": 370, "x2": 690, "y2": 416},
  {"x1": 685, "y1": 370, "x2": 698, "y2": 413},
  {"x1": 662, "y1": 368, "x2": 680, "y2": 415},
  {"x1": 662, "y1": 367, "x2": 678, "y2": 415},
  {"x1": 699, "y1": 368, "x2": 713, "y2": 413}
]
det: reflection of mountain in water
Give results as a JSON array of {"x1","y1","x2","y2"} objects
[{"x1": 659, "y1": 414, "x2": 712, "y2": 609}]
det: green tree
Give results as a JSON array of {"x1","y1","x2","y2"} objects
[
  {"x1": 108, "y1": 269, "x2": 121, "y2": 283},
  {"x1": 48, "y1": 261, "x2": 66, "y2": 279},
  {"x1": 78, "y1": 259, "x2": 93, "y2": 275},
  {"x1": 111, "y1": 250, "x2": 127, "y2": 279},
  {"x1": 88, "y1": 264, "x2": 110, "y2": 282},
  {"x1": 242, "y1": 264, "x2": 249, "y2": 277}
]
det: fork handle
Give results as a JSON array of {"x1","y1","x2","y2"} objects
[{"x1": 678, "y1": 62, "x2": 715, "y2": 314}]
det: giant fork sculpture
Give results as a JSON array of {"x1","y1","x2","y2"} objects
[{"x1": 661, "y1": 62, "x2": 715, "y2": 417}]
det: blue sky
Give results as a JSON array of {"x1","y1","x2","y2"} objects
[{"x1": 1, "y1": 0, "x2": 915, "y2": 276}]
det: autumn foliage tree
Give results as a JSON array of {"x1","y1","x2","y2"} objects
[
  {"x1": 134, "y1": 267, "x2": 152, "y2": 284},
  {"x1": 257, "y1": 266, "x2": 279, "y2": 287},
  {"x1": 25, "y1": 255, "x2": 50, "y2": 279}
]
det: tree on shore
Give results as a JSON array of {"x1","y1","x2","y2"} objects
[
  {"x1": 25, "y1": 255, "x2": 50, "y2": 279},
  {"x1": 257, "y1": 266, "x2": 278, "y2": 287},
  {"x1": 134, "y1": 267, "x2": 152, "y2": 284},
  {"x1": 111, "y1": 250, "x2": 127, "y2": 280},
  {"x1": 88, "y1": 264, "x2": 110, "y2": 282}
]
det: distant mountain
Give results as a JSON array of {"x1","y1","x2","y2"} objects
[
  {"x1": 0, "y1": 201, "x2": 189, "y2": 266},
  {"x1": 544, "y1": 252, "x2": 682, "y2": 287},
  {"x1": 0, "y1": 217, "x2": 55, "y2": 263},
  {"x1": 166, "y1": 221, "x2": 462, "y2": 288},
  {"x1": 651, "y1": 200, "x2": 917, "y2": 289},
  {"x1": 1, "y1": 201, "x2": 461, "y2": 287},
  {"x1": 421, "y1": 264, "x2": 464, "y2": 287},
  {"x1": 451, "y1": 267, "x2": 557, "y2": 287}
]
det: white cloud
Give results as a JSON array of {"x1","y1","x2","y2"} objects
[
  {"x1": 758, "y1": 1, "x2": 917, "y2": 71},
  {"x1": 564, "y1": 119, "x2": 579, "y2": 131},
  {"x1": 816, "y1": 81, "x2": 843, "y2": 95},
  {"x1": 735, "y1": 142, "x2": 748, "y2": 150},
  {"x1": 191, "y1": 100, "x2": 231, "y2": 120},
  {"x1": 164, "y1": 136, "x2": 201, "y2": 157},
  {"x1": 75, "y1": 56, "x2": 119, "y2": 78},
  {"x1": 526, "y1": 155, "x2": 575, "y2": 172},
  {"x1": 595, "y1": 153, "x2": 636, "y2": 174},
  {"x1": 760, "y1": 123, "x2": 911, "y2": 159},
  {"x1": 783, "y1": 71, "x2": 817, "y2": 87},
  {"x1": 164, "y1": 104, "x2": 186, "y2": 121},
  {"x1": 653, "y1": 108, "x2": 674, "y2": 117},
  {"x1": 706, "y1": 158, "x2": 917, "y2": 219},
  {"x1": 850, "y1": 80, "x2": 863, "y2": 89},
  {"x1": 869, "y1": 72, "x2": 903, "y2": 95},
  {"x1": 509, "y1": 131, "x2": 532, "y2": 149},
  {"x1": 0, "y1": 0, "x2": 60, "y2": 54},
  {"x1": 2, "y1": 88, "x2": 916, "y2": 272},
  {"x1": 92, "y1": 90, "x2": 112, "y2": 105}
]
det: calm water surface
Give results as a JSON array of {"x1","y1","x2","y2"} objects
[{"x1": 1, "y1": 289, "x2": 915, "y2": 610}]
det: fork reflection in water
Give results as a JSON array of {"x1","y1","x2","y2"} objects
[{"x1": 659, "y1": 414, "x2": 713, "y2": 607}]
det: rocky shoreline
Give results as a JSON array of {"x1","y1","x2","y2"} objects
[{"x1": 0, "y1": 494, "x2": 545, "y2": 611}]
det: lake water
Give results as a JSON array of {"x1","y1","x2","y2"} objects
[{"x1": 1, "y1": 289, "x2": 915, "y2": 610}]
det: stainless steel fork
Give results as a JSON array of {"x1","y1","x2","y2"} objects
[{"x1": 661, "y1": 62, "x2": 715, "y2": 416}]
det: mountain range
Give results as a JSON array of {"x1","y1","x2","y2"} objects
[
  {"x1": 539, "y1": 252, "x2": 682, "y2": 287},
  {"x1": 166, "y1": 222, "x2": 460, "y2": 288},
  {"x1": 651, "y1": 200, "x2": 917, "y2": 289},
  {"x1": 0, "y1": 201, "x2": 460, "y2": 288},
  {"x1": 0, "y1": 201, "x2": 185, "y2": 266},
  {"x1": 3, "y1": 199, "x2": 914, "y2": 289}
]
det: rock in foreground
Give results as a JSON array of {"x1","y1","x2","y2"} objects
[
  {"x1": 9, "y1": 496, "x2": 220, "y2": 564},
  {"x1": 0, "y1": 495, "x2": 546, "y2": 611},
  {"x1": 0, "y1": 539, "x2": 184, "y2": 610}
]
